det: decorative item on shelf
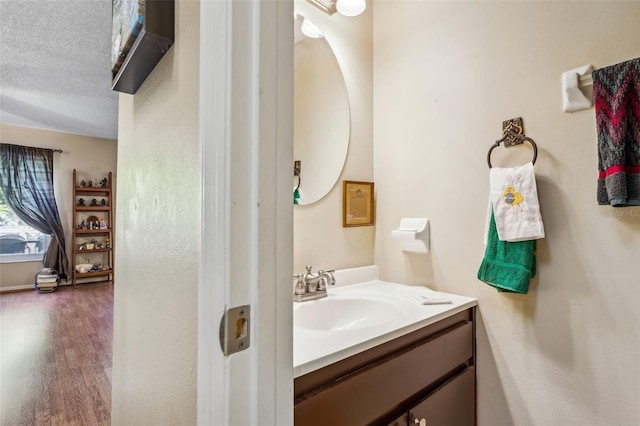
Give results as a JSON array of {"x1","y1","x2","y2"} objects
[
  {"x1": 87, "y1": 215, "x2": 99, "y2": 230},
  {"x1": 88, "y1": 262, "x2": 112, "y2": 272},
  {"x1": 100, "y1": 218, "x2": 107, "y2": 229},
  {"x1": 75, "y1": 263, "x2": 93, "y2": 273},
  {"x1": 86, "y1": 242, "x2": 95, "y2": 250},
  {"x1": 78, "y1": 217, "x2": 86, "y2": 229},
  {"x1": 94, "y1": 178, "x2": 99, "y2": 187},
  {"x1": 80, "y1": 180, "x2": 86, "y2": 187},
  {"x1": 77, "y1": 198, "x2": 85, "y2": 206},
  {"x1": 87, "y1": 180, "x2": 93, "y2": 187},
  {"x1": 90, "y1": 198, "x2": 98, "y2": 206},
  {"x1": 100, "y1": 199, "x2": 107, "y2": 206},
  {"x1": 105, "y1": 237, "x2": 111, "y2": 248},
  {"x1": 100, "y1": 178, "x2": 109, "y2": 188}
]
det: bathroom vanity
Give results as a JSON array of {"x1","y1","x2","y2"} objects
[{"x1": 293, "y1": 267, "x2": 477, "y2": 425}]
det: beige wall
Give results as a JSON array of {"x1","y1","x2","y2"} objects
[
  {"x1": 0, "y1": 123, "x2": 117, "y2": 290},
  {"x1": 293, "y1": 0, "x2": 374, "y2": 273},
  {"x1": 110, "y1": 0, "x2": 199, "y2": 423},
  {"x1": 373, "y1": 2, "x2": 640, "y2": 425}
]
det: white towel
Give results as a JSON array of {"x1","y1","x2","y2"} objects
[
  {"x1": 486, "y1": 162, "x2": 545, "y2": 242},
  {"x1": 396, "y1": 286, "x2": 453, "y2": 305}
]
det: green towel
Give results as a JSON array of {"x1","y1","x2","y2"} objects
[{"x1": 477, "y1": 211, "x2": 537, "y2": 294}]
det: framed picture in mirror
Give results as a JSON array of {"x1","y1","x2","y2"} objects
[{"x1": 343, "y1": 181, "x2": 375, "y2": 227}]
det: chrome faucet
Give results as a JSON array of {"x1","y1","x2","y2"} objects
[{"x1": 293, "y1": 265, "x2": 336, "y2": 302}]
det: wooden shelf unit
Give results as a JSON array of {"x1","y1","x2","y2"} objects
[
  {"x1": 75, "y1": 229, "x2": 113, "y2": 235},
  {"x1": 71, "y1": 170, "x2": 114, "y2": 286}
]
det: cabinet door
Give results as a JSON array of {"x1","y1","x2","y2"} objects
[
  {"x1": 295, "y1": 322, "x2": 473, "y2": 425},
  {"x1": 409, "y1": 367, "x2": 475, "y2": 426}
]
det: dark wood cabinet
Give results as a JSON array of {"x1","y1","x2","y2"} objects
[
  {"x1": 294, "y1": 308, "x2": 476, "y2": 426},
  {"x1": 405, "y1": 367, "x2": 475, "y2": 426}
]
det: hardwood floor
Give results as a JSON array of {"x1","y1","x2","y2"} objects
[{"x1": 0, "y1": 283, "x2": 113, "y2": 426}]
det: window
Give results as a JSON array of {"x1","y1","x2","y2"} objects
[{"x1": 0, "y1": 187, "x2": 51, "y2": 262}]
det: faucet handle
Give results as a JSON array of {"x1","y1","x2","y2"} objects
[
  {"x1": 293, "y1": 273, "x2": 305, "y2": 295},
  {"x1": 305, "y1": 265, "x2": 313, "y2": 273},
  {"x1": 317, "y1": 276, "x2": 328, "y2": 291}
]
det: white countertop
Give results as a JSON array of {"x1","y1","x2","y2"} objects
[{"x1": 293, "y1": 274, "x2": 477, "y2": 378}]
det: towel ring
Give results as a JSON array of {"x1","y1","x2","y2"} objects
[
  {"x1": 294, "y1": 173, "x2": 301, "y2": 191},
  {"x1": 487, "y1": 131, "x2": 538, "y2": 168}
]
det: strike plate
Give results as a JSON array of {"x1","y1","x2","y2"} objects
[{"x1": 219, "y1": 305, "x2": 250, "y2": 356}]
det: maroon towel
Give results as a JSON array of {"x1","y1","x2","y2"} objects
[{"x1": 593, "y1": 58, "x2": 640, "y2": 206}]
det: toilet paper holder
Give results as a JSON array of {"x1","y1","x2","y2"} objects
[{"x1": 392, "y1": 218, "x2": 430, "y2": 253}]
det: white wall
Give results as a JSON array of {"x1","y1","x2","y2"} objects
[
  {"x1": 111, "y1": 0, "x2": 199, "y2": 423},
  {"x1": 0, "y1": 123, "x2": 117, "y2": 290},
  {"x1": 374, "y1": 2, "x2": 640, "y2": 425},
  {"x1": 293, "y1": 0, "x2": 374, "y2": 273}
]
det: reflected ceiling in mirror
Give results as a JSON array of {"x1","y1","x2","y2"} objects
[{"x1": 294, "y1": 15, "x2": 350, "y2": 205}]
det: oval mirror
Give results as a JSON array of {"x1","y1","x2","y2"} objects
[{"x1": 294, "y1": 16, "x2": 350, "y2": 205}]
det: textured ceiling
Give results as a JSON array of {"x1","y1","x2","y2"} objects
[{"x1": 0, "y1": 0, "x2": 118, "y2": 140}]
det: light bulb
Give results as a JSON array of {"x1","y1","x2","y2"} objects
[{"x1": 336, "y1": 0, "x2": 366, "y2": 17}]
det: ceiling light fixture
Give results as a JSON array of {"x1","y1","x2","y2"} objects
[
  {"x1": 300, "y1": 17, "x2": 323, "y2": 38},
  {"x1": 335, "y1": 0, "x2": 366, "y2": 17},
  {"x1": 304, "y1": 0, "x2": 366, "y2": 17}
]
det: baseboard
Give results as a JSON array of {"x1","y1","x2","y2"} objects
[
  {"x1": 1, "y1": 282, "x2": 71, "y2": 293},
  {"x1": 0, "y1": 284, "x2": 36, "y2": 293}
]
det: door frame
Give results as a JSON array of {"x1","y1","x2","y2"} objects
[{"x1": 197, "y1": 0, "x2": 294, "y2": 424}]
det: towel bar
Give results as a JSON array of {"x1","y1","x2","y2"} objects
[{"x1": 487, "y1": 131, "x2": 538, "y2": 168}]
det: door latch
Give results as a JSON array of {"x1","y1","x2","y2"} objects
[{"x1": 219, "y1": 305, "x2": 250, "y2": 356}]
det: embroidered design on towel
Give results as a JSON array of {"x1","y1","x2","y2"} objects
[{"x1": 502, "y1": 175, "x2": 524, "y2": 214}]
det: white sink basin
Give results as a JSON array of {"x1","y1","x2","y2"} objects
[
  {"x1": 294, "y1": 294, "x2": 404, "y2": 331},
  {"x1": 293, "y1": 267, "x2": 479, "y2": 378}
]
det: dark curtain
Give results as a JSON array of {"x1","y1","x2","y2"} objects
[{"x1": 0, "y1": 143, "x2": 68, "y2": 277}]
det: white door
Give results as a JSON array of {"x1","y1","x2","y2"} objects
[{"x1": 198, "y1": 0, "x2": 294, "y2": 425}]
